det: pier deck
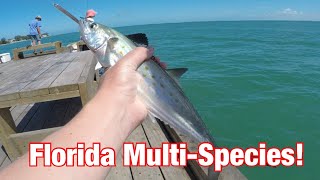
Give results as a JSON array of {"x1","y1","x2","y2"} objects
[{"x1": 0, "y1": 51, "x2": 247, "y2": 179}]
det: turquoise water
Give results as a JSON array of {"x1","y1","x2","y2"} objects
[{"x1": 1, "y1": 21, "x2": 319, "y2": 179}]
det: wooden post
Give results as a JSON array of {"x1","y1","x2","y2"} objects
[
  {"x1": 55, "y1": 41, "x2": 62, "y2": 54},
  {"x1": 78, "y1": 54, "x2": 97, "y2": 106},
  {"x1": 0, "y1": 108, "x2": 21, "y2": 161},
  {"x1": 13, "y1": 49, "x2": 19, "y2": 60}
]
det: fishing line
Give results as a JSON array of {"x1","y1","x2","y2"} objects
[{"x1": 86, "y1": 0, "x2": 89, "y2": 10}]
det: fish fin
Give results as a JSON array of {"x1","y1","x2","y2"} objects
[
  {"x1": 166, "y1": 68, "x2": 188, "y2": 80},
  {"x1": 166, "y1": 68, "x2": 188, "y2": 84},
  {"x1": 126, "y1": 33, "x2": 149, "y2": 46}
]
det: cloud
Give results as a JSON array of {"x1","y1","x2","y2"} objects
[{"x1": 279, "y1": 8, "x2": 303, "y2": 16}]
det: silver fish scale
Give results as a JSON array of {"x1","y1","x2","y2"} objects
[
  {"x1": 137, "y1": 61, "x2": 212, "y2": 143},
  {"x1": 79, "y1": 20, "x2": 214, "y2": 144}
]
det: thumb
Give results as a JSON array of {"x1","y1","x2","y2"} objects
[{"x1": 118, "y1": 47, "x2": 154, "y2": 70}]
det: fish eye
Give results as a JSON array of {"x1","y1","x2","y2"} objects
[{"x1": 90, "y1": 23, "x2": 97, "y2": 29}]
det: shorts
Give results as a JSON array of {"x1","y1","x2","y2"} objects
[{"x1": 29, "y1": 35, "x2": 40, "y2": 42}]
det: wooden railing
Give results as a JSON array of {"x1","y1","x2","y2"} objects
[{"x1": 13, "y1": 41, "x2": 63, "y2": 60}]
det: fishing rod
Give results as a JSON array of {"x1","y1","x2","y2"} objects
[{"x1": 53, "y1": 3, "x2": 80, "y2": 24}]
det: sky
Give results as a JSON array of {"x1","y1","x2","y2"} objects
[{"x1": 1, "y1": 0, "x2": 320, "y2": 38}]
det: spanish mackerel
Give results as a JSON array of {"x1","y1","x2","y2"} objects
[{"x1": 54, "y1": 4, "x2": 219, "y2": 179}]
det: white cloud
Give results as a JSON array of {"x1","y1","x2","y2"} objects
[{"x1": 280, "y1": 8, "x2": 303, "y2": 16}]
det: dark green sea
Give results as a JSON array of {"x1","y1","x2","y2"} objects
[{"x1": 1, "y1": 21, "x2": 319, "y2": 179}]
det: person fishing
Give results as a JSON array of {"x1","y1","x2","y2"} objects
[{"x1": 28, "y1": 15, "x2": 43, "y2": 54}]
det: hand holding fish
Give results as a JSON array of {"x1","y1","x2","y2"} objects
[{"x1": 96, "y1": 47, "x2": 155, "y2": 134}]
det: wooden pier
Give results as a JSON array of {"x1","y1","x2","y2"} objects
[
  {"x1": 0, "y1": 51, "x2": 247, "y2": 179},
  {"x1": 13, "y1": 41, "x2": 64, "y2": 60}
]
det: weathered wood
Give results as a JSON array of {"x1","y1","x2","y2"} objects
[
  {"x1": 0, "y1": 56, "x2": 49, "y2": 89},
  {"x1": 0, "y1": 108, "x2": 20, "y2": 160},
  {"x1": 0, "y1": 90, "x2": 79, "y2": 109},
  {"x1": 10, "y1": 104, "x2": 28, "y2": 122},
  {"x1": 127, "y1": 125, "x2": 164, "y2": 180},
  {"x1": 0, "y1": 55, "x2": 59, "y2": 101},
  {"x1": 49, "y1": 52, "x2": 91, "y2": 94},
  {"x1": 0, "y1": 145, "x2": 7, "y2": 167},
  {"x1": 13, "y1": 41, "x2": 62, "y2": 60},
  {"x1": 20, "y1": 53, "x2": 75, "y2": 98},
  {"x1": 162, "y1": 124, "x2": 208, "y2": 179},
  {"x1": 142, "y1": 118, "x2": 191, "y2": 180},
  {"x1": 163, "y1": 124, "x2": 247, "y2": 180},
  {"x1": 23, "y1": 101, "x2": 55, "y2": 132},
  {"x1": 107, "y1": 150, "x2": 132, "y2": 180},
  {"x1": 8, "y1": 127, "x2": 61, "y2": 156},
  {"x1": 0, "y1": 104, "x2": 36, "y2": 165},
  {"x1": 0, "y1": 157, "x2": 11, "y2": 170},
  {"x1": 23, "y1": 50, "x2": 58, "y2": 59},
  {"x1": 60, "y1": 98, "x2": 81, "y2": 126},
  {"x1": 16, "y1": 104, "x2": 40, "y2": 132},
  {"x1": 78, "y1": 52, "x2": 97, "y2": 106},
  {"x1": 42, "y1": 99, "x2": 70, "y2": 129}
]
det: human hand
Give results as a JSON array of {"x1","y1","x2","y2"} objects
[{"x1": 96, "y1": 47, "x2": 154, "y2": 134}]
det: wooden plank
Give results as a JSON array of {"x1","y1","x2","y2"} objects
[
  {"x1": 8, "y1": 127, "x2": 61, "y2": 156},
  {"x1": 162, "y1": 124, "x2": 208, "y2": 179},
  {"x1": 0, "y1": 56, "x2": 47, "y2": 88},
  {"x1": 0, "y1": 157, "x2": 11, "y2": 170},
  {"x1": 10, "y1": 104, "x2": 29, "y2": 122},
  {"x1": 0, "y1": 82, "x2": 30, "y2": 102},
  {"x1": 13, "y1": 41, "x2": 62, "y2": 60},
  {"x1": 55, "y1": 42, "x2": 63, "y2": 54},
  {"x1": 162, "y1": 124, "x2": 247, "y2": 180},
  {"x1": 49, "y1": 52, "x2": 91, "y2": 94},
  {"x1": 0, "y1": 54, "x2": 53, "y2": 84},
  {"x1": 0, "y1": 60, "x2": 15, "y2": 70},
  {"x1": 0, "y1": 55, "x2": 59, "y2": 101},
  {"x1": 78, "y1": 51, "x2": 96, "y2": 84},
  {"x1": 0, "y1": 108, "x2": 20, "y2": 160},
  {"x1": 127, "y1": 125, "x2": 164, "y2": 180},
  {"x1": 23, "y1": 50, "x2": 59, "y2": 59},
  {"x1": 0, "y1": 146, "x2": 7, "y2": 167},
  {"x1": 0, "y1": 103, "x2": 39, "y2": 163},
  {"x1": 60, "y1": 98, "x2": 82, "y2": 126},
  {"x1": 107, "y1": 150, "x2": 132, "y2": 180},
  {"x1": 16, "y1": 104, "x2": 40, "y2": 132},
  {"x1": 78, "y1": 52, "x2": 97, "y2": 106},
  {"x1": 0, "y1": 90, "x2": 80, "y2": 109},
  {"x1": 20, "y1": 53, "x2": 75, "y2": 98},
  {"x1": 142, "y1": 119, "x2": 191, "y2": 180},
  {"x1": 23, "y1": 101, "x2": 55, "y2": 132},
  {"x1": 42, "y1": 99, "x2": 70, "y2": 129},
  {"x1": 1, "y1": 53, "x2": 63, "y2": 81}
]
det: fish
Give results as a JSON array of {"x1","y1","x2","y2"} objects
[
  {"x1": 52, "y1": 3, "x2": 220, "y2": 178},
  {"x1": 78, "y1": 19, "x2": 220, "y2": 179},
  {"x1": 79, "y1": 19, "x2": 214, "y2": 143}
]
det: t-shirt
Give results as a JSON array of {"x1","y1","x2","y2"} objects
[{"x1": 29, "y1": 20, "x2": 41, "y2": 35}]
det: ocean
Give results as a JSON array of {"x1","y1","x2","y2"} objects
[{"x1": 1, "y1": 21, "x2": 319, "y2": 179}]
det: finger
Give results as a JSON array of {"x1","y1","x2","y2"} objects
[{"x1": 118, "y1": 47, "x2": 154, "y2": 70}]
